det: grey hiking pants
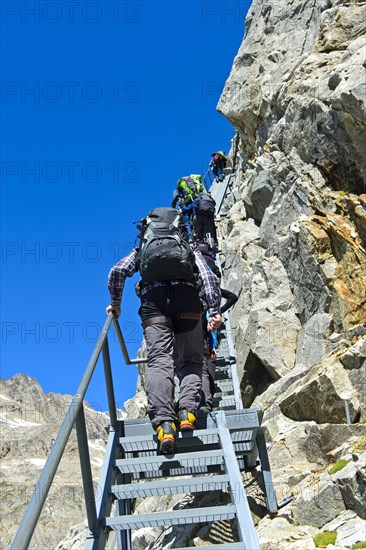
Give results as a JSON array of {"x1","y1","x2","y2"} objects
[
  {"x1": 201, "y1": 357, "x2": 216, "y2": 412},
  {"x1": 139, "y1": 284, "x2": 204, "y2": 430}
]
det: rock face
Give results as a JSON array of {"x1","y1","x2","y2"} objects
[
  {"x1": 0, "y1": 374, "x2": 109, "y2": 549},
  {"x1": 215, "y1": 0, "x2": 366, "y2": 546}
]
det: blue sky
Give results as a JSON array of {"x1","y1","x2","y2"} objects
[{"x1": 1, "y1": 0, "x2": 251, "y2": 412}]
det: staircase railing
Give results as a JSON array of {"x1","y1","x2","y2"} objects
[
  {"x1": 203, "y1": 167, "x2": 214, "y2": 191},
  {"x1": 10, "y1": 315, "x2": 147, "y2": 550}
]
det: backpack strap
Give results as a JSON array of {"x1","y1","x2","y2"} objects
[
  {"x1": 174, "y1": 312, "x2": 202, "y2": 322},
  {"x1": 141, "y1": 316, "x2": 173, "y2": 329}
]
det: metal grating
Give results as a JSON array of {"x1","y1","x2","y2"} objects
[
  {"x1": 105, "y1": 505, "x2": 237, "y2": 530},
  {"x1": 115, "y1": 450, "x2": 224, "y2": 474},
  {"x1": 111, "y1": 474, "x2": 230, "y2": 499},
  {"x1": 174, "y1": 544, "x2": 244, "y2": 550}
]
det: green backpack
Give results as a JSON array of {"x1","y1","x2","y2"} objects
[
  {"x1": 177, "y1": 177, "x2": 199, "y2": 204},
  {"x1": 190, "y1": 174, "x2": 204, "y2": 194}
]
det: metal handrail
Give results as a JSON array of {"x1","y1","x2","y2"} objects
[
  {"x1": 11, "y1": 314, "x2": 147, "y2": 550},
  {"x1": 113, "y1": 318, "x2": 148, "y2": 364},
  {"x1": 203, "y1": 167, "x2": 214, "y2": 191}
]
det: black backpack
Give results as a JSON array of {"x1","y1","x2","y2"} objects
[
  {"x1": 196, "y1": 192, "x2": 216, "y2": 215},
  {"x1": 136, "y1": 207, "x2": 195, "y2": 283}
]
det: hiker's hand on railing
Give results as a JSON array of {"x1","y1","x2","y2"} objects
[
  {"x1": 106, "y1": 305, "x2": 121, "y2": 319},
  {"x1": 207, "y1": 314, "x2": 221, "y2": 332}
]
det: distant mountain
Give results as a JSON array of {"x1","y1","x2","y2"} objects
[{"x1": 0, "y1": 374, "x2": 114, "y2": 549}]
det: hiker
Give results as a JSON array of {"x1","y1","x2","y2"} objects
[
  {"x1": 189, "y1": 174, "x2": 204, "y2": 193},
  {"x1": 171, "y1": 176, "x2": 199, "y2": 209},
  {"x1": 199, "y1": 256, "x2": 238, "y2": 413},
  {"x1": 200, "y1": 253, "x2": 238, "y2": 316},
  {"x1": 106, "y1": 207, "x2": 221, "y2": 455},
  {"x1": 171, "y1": 176, "x2": 202, "y2": 241},
  {"x1": 209, "y1": 151, "x2": 227, "y2": 182},
  {"x1": 182, "y1": 192, "x2": 218, "y2": 246}
]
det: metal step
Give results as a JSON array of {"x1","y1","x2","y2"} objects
[
  {"x1": 214, "y1": 368, "x2": 231, "y2": 380},
  {"x1": 111, "y1": 474, "x2": 230, "y2": 499},
  {"x1": 174, "y1": 544, "x2": 244, "y2": 550},
  {"x1": 213, "y1": 391, "x2": 235, "y2": 400},
  {"x1": 121, "y1": 409, "x2": 261, "y2": 429},
  {"x1": 213, "y1": 357, "x2": 230, "y2": 367},
  {"x1": 120, "y1": 410, "x2": 261, "y2": 444},
  {"x1": 115, "y1": 449, "x2": 224, "y2": 475},
  {"x1": 215, "y1": 380, "x2": 234, "y2": 391},
  {"x1": 213, "y1": 397, "x2": 238, "y2": 410},
  {"x1": 118, "y1": 428, "x2": 257, "y2": 457},
  {"x1": 118, "y1": 428, "x2": 221, "y2": 453},
  {"x1": 105, "y1": 504, "x2": 237, "y2": 530}
]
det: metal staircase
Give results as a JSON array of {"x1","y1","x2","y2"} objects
[
  {"x1": 11, "y1": 170, "x2": 277, "y2": 550},
  {"x1": 85, "y1": 307, "x2": 277, "y2": 550},
  {"x1": 84, "y1": 173, "x2": 277, "y2": 549}
]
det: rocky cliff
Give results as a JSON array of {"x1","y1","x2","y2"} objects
[
  {"x1": 0, "y1": 374, "x2": 109, "y2": 549},
  {"x1": 215, "y1": 0, "x2": 366, "y2": 547}
]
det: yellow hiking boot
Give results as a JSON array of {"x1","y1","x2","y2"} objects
[
  {"x1": 156, "y1": 421, "x2": 176, "y2": 455},
  {"x1": 178, "y1": 410, "x2": 196, "y2": 432}
]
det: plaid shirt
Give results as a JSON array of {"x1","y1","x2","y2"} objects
[{"x1": 108, "y1": 246, "x2": 221, "y2": 316}]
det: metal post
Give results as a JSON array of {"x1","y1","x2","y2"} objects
[
  {"x1": 75, "y1": 404, "x2": 98, "y2": 534},
  {"x1": 102, "y1": 337, "x2": 118, "y2": 428},
  {"x1": 256, "y1": 430, "x2": 278, "y2": 514},
  {"x1": 220, "y1": 281, "x2": 243, "y2": 410},
  {"x1": 85, "y1": 428, "x2": 119, "y2": 550},
  {"x1": 113, "y1": 319, "x2": 147, "y2": 364},
  {"x1": 232, "y1": 132, "x2": 240, "y2": 171},
  {"x1": 344, "y1": 399, "x2": 351, "y2": 425}
]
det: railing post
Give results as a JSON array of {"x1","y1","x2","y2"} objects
[
  {"x1": 113, "y1": 319, "x2": 147, "y2": 365},
  {"x1": 75, "y1": 404, "x2": 98, "y2": 535},
  {"x1": 344, "y1": 399, "x2": 351, "y2": 425},
  {"x1": 102, "y1": 337, "x2": 118, "y2": 428}
]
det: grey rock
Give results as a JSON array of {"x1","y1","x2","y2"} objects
[
  {"x1": 295, "y1": 313, "x2": 333, "y2": 369},
  {"x1": 319, "y1": 424, "x2": 366, "y2": 456},
  {"x1": 257, "y1": 516, "x2": 317, "y2": 549},
  {"x1": 278, "y1": 359, "x2": 360, "y2": 424},
  {"x1": 243, "y1": 168, "x2": 275, "y2": 223},
  {"x1": 340, "y1": 337, "x2": 366, "y2": 370},
  {"x1": 331, "y1": 452, "x2": 366, "y2": 519},
  {"x1": 322, "y1": 510, "x2": 366, "y2": 548},
  {"x1": 292, "y1": 477, "x2": 346, "y2": 528}
]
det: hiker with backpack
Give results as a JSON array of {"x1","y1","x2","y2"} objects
[
  {"x1": 209, "y1": 151, "x2": 227, "y2": 182},
  {"x1": 189, "y1": 174, "x2": 204, "y2": 194},
  {"x1": 106, "y1": 207, "x2": 221, "y2": 455},
  {"x1": 171, "y1": 176, "x2": 205, "y2": 241},
  {"x1": 182, "y1": 191, "x2": 218, "y2": 246},
  {"x1": 198, "y1": 254, "x2": 238, "y2": 413},
  {"x1": 171, "y1": 176, "x2": 199, "y2": 209}
]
